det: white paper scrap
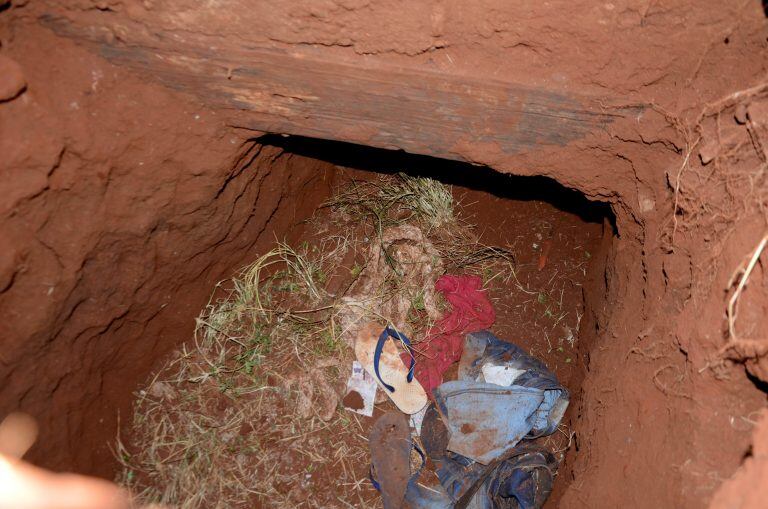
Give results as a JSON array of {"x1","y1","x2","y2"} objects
[
  {"x1": 343, "y1": 361, "x2": 378, "y2": 417},
  {"x1": 481, "y1": 363, "x2": 527, "y2": 387},
  {"x1": 409, "y1": 404, "x2": 428, "y2": 437}
]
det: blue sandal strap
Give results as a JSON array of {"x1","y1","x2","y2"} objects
[
  {"x1": 387, "y1": 327, "x2": 416, "y2": 383},
  {"x1": 373, "y1": 326, "x2": 416, "y2": 393}
]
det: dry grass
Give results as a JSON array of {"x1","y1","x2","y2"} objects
[
  {"x1": 116, "y1": 173, "x2": 528, "y2": 508},
  {"x1": 324, "y1": 172, "x2": 455, "y2": 232},
  {"x1": 540, "y1": 423, "x2": 575, "y2": 464},
  {"x1": 724, "y1": 233, "x2": 768, "y2": 343},
  {"x1": 115, "y1": 243, "x2": 375, "y2": 508},
  {"x1": 325, "y1": 172, "x2": 515, "y2": 278}
]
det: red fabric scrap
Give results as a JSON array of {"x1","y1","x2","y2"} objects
[{"x1": 405, "y1": 274, "x2": 495, "y2": 397}]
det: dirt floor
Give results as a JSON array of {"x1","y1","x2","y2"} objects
[{"x1": 2, "y1": 1, "x2": 768, "y2": 508}]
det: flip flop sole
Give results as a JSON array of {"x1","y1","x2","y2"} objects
[
  {"x1": 369, "y1": 412, "x2": 411, "y2": 509},
  {"x1": 355, "y1": 322, "x2": 428, "y2": 415}
]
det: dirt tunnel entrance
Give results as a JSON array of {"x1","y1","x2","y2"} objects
[{"x1": 3, "y1": 2, "x2": 768, "y2": 509}]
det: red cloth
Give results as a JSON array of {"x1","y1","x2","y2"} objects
[{"x1": 405, "y1": 274, "x2": 495, "y2": 397}]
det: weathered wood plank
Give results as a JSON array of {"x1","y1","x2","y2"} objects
[{"x1": 42, "y1": 14, "x2": 631, "y2": 163}]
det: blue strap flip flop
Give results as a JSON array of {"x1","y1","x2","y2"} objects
[
  {"x1": 354, "y1": 322, "x2": 427, "y2": 415},
  {"x1": 374, "y1": 326, "x2": 416, "y2": 392}
]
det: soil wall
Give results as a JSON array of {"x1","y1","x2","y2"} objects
[
  {"x1": 2, "y1": 1, "x2": 768, "y2": 507},
  {"x1": 0, "y1": 18, "x2": 339, "y2": 474}
]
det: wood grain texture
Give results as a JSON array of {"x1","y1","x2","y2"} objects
[{"x1": 42, "y1": 14, "x2": 632, "y2": 163}]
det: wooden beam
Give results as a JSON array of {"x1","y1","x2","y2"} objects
[{"x1": 42, "y1": 14, "x2": 632, "y2": 164}]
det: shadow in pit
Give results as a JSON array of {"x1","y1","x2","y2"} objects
[{"x1": 256, "y1": 134, "x2": 616, "y2": 232}]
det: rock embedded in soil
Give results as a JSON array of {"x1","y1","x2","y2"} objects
[
  {"x1": 708, "y1": 410, "x2": 768, "y2": 509},
  {"x1": 0, "y1": 54, "x2": 26, "y2": 102}
]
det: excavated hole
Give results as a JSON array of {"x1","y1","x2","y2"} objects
[
  {"x1": 101, "y1": 136, "x2": 617, "y2": 506},
  {"x1": 252, "y1": 136, "x2": 616, "y2": 506}
]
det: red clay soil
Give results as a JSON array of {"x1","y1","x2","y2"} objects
[
  {"x1": 0, "y1": 14, "x2": 340, "y2": 476},
  {"x1": 2, "y1": 1, "x2": 768, "y2": 508},
  {"x1": 709, "y1": 409, "x2": 768, "y2": 509}
]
